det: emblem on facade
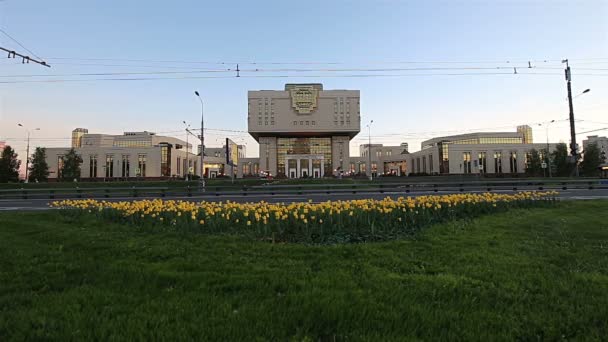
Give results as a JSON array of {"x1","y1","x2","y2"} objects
[{"x1": 290, "y1": 85, "x2": 318, "y2": 114}]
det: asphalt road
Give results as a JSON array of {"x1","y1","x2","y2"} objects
[{"x1": 1, "y1": 189, "x2": 607, "y2": 211}]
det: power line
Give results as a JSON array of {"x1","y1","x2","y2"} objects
[
  {"x1": 5, "y1": 70, "x2": 608, "y2": 84},
  {"x1": 0, "y1": 47, "x2": 50, "y2": 68},
  {"x1": 0, "y1": 28, "x2": 45, "y2": 61}
]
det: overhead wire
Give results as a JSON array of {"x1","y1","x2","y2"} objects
[{"x1": 0, "y1": 28, "x2": 45, "y2": 61}]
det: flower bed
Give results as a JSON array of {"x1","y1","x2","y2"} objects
[{"x1": 51, "y1": 192, "x2": 558, "y2": 243}]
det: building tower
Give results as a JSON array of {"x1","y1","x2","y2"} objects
[
  {"x1": 71, "y1": 128, "x2": 89, "y2": 148},
  {"x1": 517, "y1": 125, "x2": 533, "y2": 144}
]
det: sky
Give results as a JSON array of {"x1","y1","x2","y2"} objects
[{"x1": 0, "y1": 0, "x2": 607, "y2": 165}]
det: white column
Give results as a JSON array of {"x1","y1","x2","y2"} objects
[
  {"x1": 321, "y1": 160, "x2": 324, "y2": 177},
  {"x1": 308, "y1": 158, "x2": 312, "y2": 177},
  {"x1": 296, "y1": 159, "x2": 301, "y2": 177}
]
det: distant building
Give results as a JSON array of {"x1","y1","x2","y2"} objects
[
  {"x1": 71, "y1": 128, "x2": 88, "y2": 148},
  {"x1": 517, "y1": 125, "x2": 533, "y2": 144},
  {"x1": 408, "y1": 130, "x2": 554, "y2": 175},
  {"x1": 583, "y1": 135, "x2": 608, "y2": 157},
  {"x1": 245, "y1": 83, "x2": 360, "y2": 178},
  {"x1": 583, "y1": 135, "x2": 608, "y2": 177},
  {"x1": 45, "y1": 130, "x2": 227, "y2": 180}
]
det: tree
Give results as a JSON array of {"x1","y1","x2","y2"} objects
[
  {"x1": 60, "y1": 148, "x2": 83, "y2": 181},
  {"x1": 525, "y1": 149, "x2": 543, "y2": 177},
  {"x1": 551, "y1": 143, "x2": 571, "y2": 177},
  {"x1": 28, "y1": 147, "x2": 50, "y2": 182},
  {"x1": 581, "y1": 143, "x2": 606, "y2": 177},
  {"x1": 0, "y1": 145, "x2": 22, "y2": 183}
]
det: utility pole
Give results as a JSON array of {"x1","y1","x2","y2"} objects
[
  {"x1": 194, "y1": 91, "x2": 205, "y2": 191},
  {"x1": 563, "y1": 59, "x2": 579, "y2": 176},
  {"x1": 368, "y1": 126, "x2": 372, "y2": 180},
  {"x1": 18, "y1": 124, "x2": 40, "y2": 183},
  {"x1": 183, "y1": 121, "x2": 191, "y2": 181},
  {"x1": 5, "y1": 46, "x2": 49, "y2": 183}
]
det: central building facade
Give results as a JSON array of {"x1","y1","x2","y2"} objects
[{"x1": 248, "y1": 84, "x2": 360, "y2": 178}]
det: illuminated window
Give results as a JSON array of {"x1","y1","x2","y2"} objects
[
  {"x1": 276, "y1": 137, "x2": 332, "y2": 177},
  {"x1": 160, "y1": 145, "x2": 171, "y2": 177},
  {"x1": 478, "y1": 152, "x2": 487, "y2": 173},
  {"x1": 121, "y1": 155, "x2": 130, "y2": 177},
  {"x1": 462, "y1": 152, "x2": 471, "y2": 174},
  {"x1": 57, "y1": 156, "x2": 64, "y2": 179},
  {"x1": 89, "y1": 155, "x2": 97, "y2": 178},
  {"x1": 509, "y1": 151, "x2": 518, "y2": 173},
  {"x1": 105, "y1": 154, "x2": 114, "y2": 178},
  {"x1": 494, "y1": 151, "x2": 502, "y2": 173},
  {"x1": 138, "y1": 154, "x2": 147, "y2": 177}
]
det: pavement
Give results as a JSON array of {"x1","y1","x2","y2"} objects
[{"x1": 0, "y1": 188, "x2": 607, "y2": 211}]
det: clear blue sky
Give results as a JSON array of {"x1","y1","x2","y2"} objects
[{"x1": 1, "y1": 0, "x2": 606, "y2": 160}]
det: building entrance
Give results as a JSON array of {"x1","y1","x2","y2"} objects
[{"x1": 284, "y1": 154, "x2": 325, "y2": 178}]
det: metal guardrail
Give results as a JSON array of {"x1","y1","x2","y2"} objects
[{"x1": 0, "y1": 179, "x2": 606, "y2": 200}]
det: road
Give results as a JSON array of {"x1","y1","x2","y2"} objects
[{"x1": 1, "y1": 189, "x2": 607, "y2": 211}]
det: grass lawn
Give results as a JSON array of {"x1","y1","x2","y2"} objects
[{"x1": 1, "y1": 201, "x2": 607, "y2": 340}]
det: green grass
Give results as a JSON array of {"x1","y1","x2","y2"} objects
[{"x1": 1, "y1": 201, "x2": 607, "y2": 340}]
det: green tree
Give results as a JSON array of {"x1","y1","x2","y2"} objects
[
  {"x1": 60, "y1": 148, "x2": 83, "y2": 181},
  {"x1": 28, "y1": 147, "x2": 50, "y2": 182},
  {"x1": 0, "y1": 145, "x2": 22, "y2": 183},
  {"x1": 581, "y1": 143, "x2": 606, "y2": 177},
  {"x1": 551, "y1": 143, "x2": 571, "y2": 177},
  {"x1": 525, "y1": 149, "x2": 543, "y2": 177}
]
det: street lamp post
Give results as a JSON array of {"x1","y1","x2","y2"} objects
[
  {"x1": 538, "y1": 120, "x2": 555, "y2": 178},
  {"x1": 194, "y1": 91, "x2": 205, "y2": 191},
  {"x1": 182, "y1": 121, "x2": 191, "y2": 181},
  {"x1": 366, "y1": 120, "x2": 374, "y2": 180},
  {"x1": 17, "y1": 124, "x2": 40, "y2": 183}
]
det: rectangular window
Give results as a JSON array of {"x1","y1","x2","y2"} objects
[
  {"x1": 494, "y1": 151, "x2": 502, "y2": 174},
  {"x1": 462, "y1": 152, "x2": 471, "y2": 174},
  {"x1": 300, "y1": 121, "x2": 304, "y2": 125},
  {"x1": 138, "y1": 154, "x2": 147, "y2": 177},
  {"x1": 177, "y1": 157, "x2": 181, "y2": 175},
  {"x1": 89, "y1": 155, "x2": 97, "y2": 178},
  {"x1": 312, "y1": 121, "x2": 316, "y2": 125},
  {"x1": 121, "y1": 155, "x2": 130, "y2": 178},
  {"x1": 417, "y1": 157, "x2": 421, "y2": 173},
  {"x1": 105, "y1": 154, "x2": 114, "y2": 178},
  {"x1": 57, "y1": 156, "x2": 64, "y2": 179},
  {"x1": 294, "y1": 121, "x2": 297, "y2": 125},
  {"x1": 478, "y1": 152, "x2": 487, "y2": 174},
  {"x1": 510, "y1": 151, "x2": 518, "y2": 173},
  {"x1": 160, "y1": 145, "x2": 171, "y2": 177},
  {"x1": 423, "y1": 156, "x2": 427, "y2": 173},
  {"x1": 429, "y1": 155, "x2": 433, "y2": 173}
]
